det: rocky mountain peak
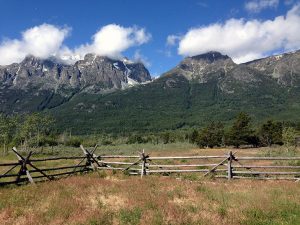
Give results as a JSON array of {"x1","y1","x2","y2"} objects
[
  {"x1": 189, "y1": 51, "x2": 231, "y2": 63},
  {"x1": 0, "y1": 54, "x2": 151, "y2": 92},
  {"x1": 166, "y1": 51, "x2": 235, "y2": 81}
]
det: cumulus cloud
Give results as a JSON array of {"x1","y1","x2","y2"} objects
[
  {"x1": 133, "y1": 49, "x2": 151, "y2": 67},
  {"x1": 70, "y1": 24, "x2": 151, "y2": 60},
  {"x1": 0, "y1": 23, "x2": 151, "y2": 65},
  {"x1": 173, "y1": 4, "x2": 300, "y2": 63},
  {"x1": 245, "y1": 0, "x2": 279, "y2": 13},
  {"x1": 0, "y1": 24, "x2": 70, "y2": 65}
]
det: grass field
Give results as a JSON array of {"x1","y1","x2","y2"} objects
[
  {"x1": 0, "y1": 173, "x2": 299, "y2": 225},
  {"x1": 0, "y1": 144, "x2": 300, "y2": 225}
]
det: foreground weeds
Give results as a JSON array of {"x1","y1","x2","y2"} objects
[{"x1": 0, "y1": 172, "x2": 299, "y2": 225}]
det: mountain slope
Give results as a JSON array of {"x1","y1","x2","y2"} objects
[
  {"x1": 245, "y1": 50, "x2": 300, "y2": 87},
  {"x1": 48, "y1": 51, "x2": 300, "y2": 133},
  {"x1": 1, "y1": 50, "x2": 300, "y2": 133},
  {"x1": 0, "y1": 54, "x2": 151, "y2": 113}
]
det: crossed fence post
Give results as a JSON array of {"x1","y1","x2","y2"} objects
[{"x1": 12, "y1": 147, "x2": 53, "y2": 184}]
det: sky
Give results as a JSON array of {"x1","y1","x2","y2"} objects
[{"x1": 0, "y1": 0, "x2": 300, "y2": 76}]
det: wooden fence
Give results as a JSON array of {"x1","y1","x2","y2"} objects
[
  {"x1": 0, "y1": 145, "x2": 100, "y2": 186},
  {"x1": 96, "y1": 150, "x2": 300, "y2": 181},
  {"x1": 1, "y1": 146, "x2": 300, "y2": 186}
]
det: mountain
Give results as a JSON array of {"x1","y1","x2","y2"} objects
[
  {"x1": 0, "y1": 50, "x2": 300, "y2": 133},
  {"x1": 0, "y1": 54, "x2": 151, "y2": 113},
  {"x1": 245, "y1": 50, "x2": 300, "y2": 87}
]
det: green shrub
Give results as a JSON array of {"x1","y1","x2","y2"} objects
[{"x1": 65, "y1": 137, "x2": 82, "y2": 147}]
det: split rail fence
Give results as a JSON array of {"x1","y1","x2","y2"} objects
[{"x1": 1, "y1": 145, "x2": 300, "y2": 186}]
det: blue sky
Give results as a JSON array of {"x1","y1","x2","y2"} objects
[{"x1": 0, "y1": 0, "x2": 299, "y2": 76}]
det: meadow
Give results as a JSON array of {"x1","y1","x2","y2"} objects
[{"x1": 0, "y1": 144, "x2": 300, "y2": 224}]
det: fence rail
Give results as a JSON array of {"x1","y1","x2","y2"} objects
[
  {"x1": 96, "y1": 150, "x2": 300, "y2": 181},
  {"x1": 1, "y1": 146, "x2": 300, "y2": 186},
  {"x1": 0, "y1": 145, "x2": 99, "y2": 186}
]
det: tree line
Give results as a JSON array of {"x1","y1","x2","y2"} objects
[
  {"x1": 189, "y1": 112, "x2": 298, "y2": 148},
  {"x1": 0, "y1": 113, "x2": 56, "y2": 153},
  {"x1": 0, "y1": 112, "x2": 299, "y2": 154}
]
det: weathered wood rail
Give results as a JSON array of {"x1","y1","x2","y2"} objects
[
  {"x1": 96, "y1": 150, "x2": 300, "y2": 181},
  {"x1": 0, "y1": 145, "x2": 101, "y2": 186},
  {"x1": 1, "y1": 146, "x2": 300, "y2": 186}
]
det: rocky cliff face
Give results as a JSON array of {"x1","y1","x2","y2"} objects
[
  {"x1": 163, "y1": 51, "x2": 236, "y2": 83},
  {"x1": 244, "y1": 50, "x2": 300, "y2": 87},
  {"x1": 0, "y1": 54, "x2": 151, "y2": 112},
  {"x1": 0, "y1": 54, "x2": 151, "y2": 93},
  {"x1": 163, "y1": 50, "x2": 300, "y2": 91}
]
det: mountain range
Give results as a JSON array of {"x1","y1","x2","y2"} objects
[{"x1": 0, "y1": 50, "x2": 299, "y2": 133}]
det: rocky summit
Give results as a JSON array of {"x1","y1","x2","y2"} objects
[{"x1": 0, "y1": 54, "x2": 151, "y2": 112}]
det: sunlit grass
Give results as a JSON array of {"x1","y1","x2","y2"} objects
[{"x1": 0, "y1": 173, "x2": 299, "y2": 225}]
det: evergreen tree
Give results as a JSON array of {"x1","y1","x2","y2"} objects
[
  {"x1": 197, "y1": 122, "x2": 224, "y2": 148},
  {"x1": 227, "y1": 112, "x2": 253, "y2": 148},
  {"x1": 259, "y1": 120, "x2": 283, "y2": 146}
]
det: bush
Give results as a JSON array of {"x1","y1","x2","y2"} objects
[
  {"x1": 126, "y1": 134, "x2": 148, "y2": 144},
  {"x1": 27, "y1": 136, "x2": 58, "y2": 147},
  {"x1": 65, "y1": 137, "x2": 82, "y2": 147},
  {"x1": 81, "y1": 137, "x2": 97, "y2": 147},
  {"x1": 102, "y1": 140, "x2": 113, "y2": 145},
  {"x1": 190, "y1": 129, "x2": 199, "y2": 144}
]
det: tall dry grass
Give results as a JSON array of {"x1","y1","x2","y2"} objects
[{"x1": 0, "y1": 172, "x2": 299, "y2": 225}]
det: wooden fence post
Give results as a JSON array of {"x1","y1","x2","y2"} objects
[
  {"x1": 227, "y1": 151, "x2": 233, "y2": 180},
  {"x1": 80, "y1": 145, "x2": 101, "y2": 171},
  {"x1": 140, "y1": 149, "x2": 147, "y2": 178},
  {"x1": 12, "y1": 148, "x2": 35, "y2": 184}
]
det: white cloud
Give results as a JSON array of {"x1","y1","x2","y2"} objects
[
  {"x1": 245, "y1": 0, "x2": 279, "y2": 13},
  {"x1": 133, "y1": 49, "x2": 151, "y2": 67},
  {"x1": 166, "y1": 35, "x2": 181, "y2": 46},
  {"x1": 0, "y1": 24, "x2": 70, "y2": 65},
  {"x1": 0, "y1": 23, "x2": 151, "y2": 65},
  {"x1": 71, "y1": 24, "x2": 151, "y2": 60},
  {"x1": 174, "y1": 4, "x2": 300, "y2": 63}
]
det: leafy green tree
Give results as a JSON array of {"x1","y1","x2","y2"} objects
[
  {"x1": 259, "y1": 120, "x2": 283, "y2": 146},
  {"x1": 190, "y1": 129, "x2": 199, "y2": 144},
  {"x1": 20, "y1": 113, "x2": 55, "y2": 148},
  {"x1": 282, "y1": 127, "x2": 297, "y2": 147},
  {"x1": 0, "y1": 114, "x2": 18, "y2": 154},
  {"x1": 227, "y1": 112, "x2": 254, "y2": 148},
  {"x1": 197, "y1": 122, "x2": 224, "y2": 148}
]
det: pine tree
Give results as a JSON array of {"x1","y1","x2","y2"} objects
[
  {"x1": 227, "y1": 112, "x2": 253, "y2": 148},
  {"x1": 197, "y1": 122, "x2": 224, "y2": 148},
  {"x1": 259, "y1": 120, "x2": 283, "y2": 146}
]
